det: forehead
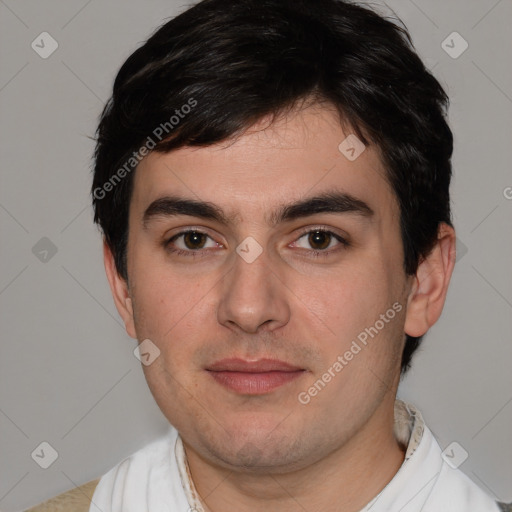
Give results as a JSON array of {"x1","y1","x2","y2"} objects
[{"x1": 131, "y1": 105, "x2": 396, "y2": 223}]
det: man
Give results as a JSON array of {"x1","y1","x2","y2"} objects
[{"x1": 26, "y1": 0, "x2": 510, "y2": 510}]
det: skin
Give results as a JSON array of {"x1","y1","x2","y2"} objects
[{"x1": 104, "y1": 104, "x2": 456, "y2": 512}]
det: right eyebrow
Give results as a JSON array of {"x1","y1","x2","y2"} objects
[{"x1": 143, "y1": 196, "x2": 232, "y2": 229}]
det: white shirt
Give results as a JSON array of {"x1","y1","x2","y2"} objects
[{"x1": 90, "y1": 400, "x2": 502, "y2": 511}]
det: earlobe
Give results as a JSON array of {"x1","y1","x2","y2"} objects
[
  {"x1": 404, "y1": 223, "x2": 456, "y2": 338},
  {"x1": 103, "y1": 241, "x2": 137, "y2": 339}
]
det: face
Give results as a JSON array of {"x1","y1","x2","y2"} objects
[{"x1": 114, "y1": 105, "x2": 415, "y2": 473}]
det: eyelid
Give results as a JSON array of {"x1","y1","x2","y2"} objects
[
  {"x1": 294, "y1": 225, "x2": 348, "y2": 239},
  {"x1": 165, "y1": 226, "x2": 219, "y2": 241},
  {"x1": 292, "y1": 224, "x2": 349, "y2": 243},
  {"x1": 164, "y1": 225, "x2": 350, "y2": 256},
  {"x1": 165, "y1": 225, "x2": 347, "y2": 243},
  {"x1": 166, "y1": 227, "x2": 222, "y2": 248},
  {"x1": 290, "y1": 226, "x2": 350, "y2": 250}
]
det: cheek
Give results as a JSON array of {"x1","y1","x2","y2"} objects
[
  {"x1": 128, "y1": 238, "x2": 197, "y2": 318},
  {"x1": 308, "y1": 263, "x2": 391, "y2": 327},
  {"x1": 132, "y1": 277, "x2": 204, "y2": 340},
  {"x1": 297, "y1": 258, "x2": 404, "y2": 374},
  {"x1": 129, "y1": 261, "x2": 218, "y2": 377}
]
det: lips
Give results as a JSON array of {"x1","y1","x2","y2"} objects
[
  {"x1": 206, "y1": 358, "x2": 305, "y2": 394},
  {"x1": 207, "y1": 358, "x2": 303, "y2": 372}
]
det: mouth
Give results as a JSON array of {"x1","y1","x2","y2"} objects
[{"x1": 205, "y1": 358, "x2": 306, "y2": 395}]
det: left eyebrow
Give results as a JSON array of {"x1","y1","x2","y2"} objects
[
  {"x1": 142, "y1": 190, "x2": 374, "y2": 229},
  {"x1": 270, "y1": 191, "x2": 374, "y2": 226}
]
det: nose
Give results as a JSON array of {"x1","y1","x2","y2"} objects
[{"x1": 216, "y1": 242, "x2": 291, "y2": 334}]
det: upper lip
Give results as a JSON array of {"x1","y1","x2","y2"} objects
[{"x1": 206, "y1": 358, "x2": 303, "y2": 373}]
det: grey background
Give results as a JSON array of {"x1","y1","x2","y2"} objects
[{"x1": 0, "y1": 0, "x2": 511, "y2": 510}]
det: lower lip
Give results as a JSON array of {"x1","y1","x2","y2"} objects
[{"x1": 207, "y1": 370, "x2": 305, "y2": 395}]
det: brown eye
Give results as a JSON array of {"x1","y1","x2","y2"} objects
[
  {"x1": 165, "y1": 230, "x2": 220, "y2": 257},
  {"x1": 182, "y1": 231, "x2": 208, "y2": 249},
  {"x1": 307, "y1": 230, "x2": 332, "y2": 250},
  {"x1": 294, "y1": 229, "x2": 348, "y2": 254}
]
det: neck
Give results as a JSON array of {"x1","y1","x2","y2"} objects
[{"x1": 183, "y1": 398, "x2": 406, "y2": 512}]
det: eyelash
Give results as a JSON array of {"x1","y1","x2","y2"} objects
[{"x1": 164, "y1": 227, "x2": 350, "y2": 259}]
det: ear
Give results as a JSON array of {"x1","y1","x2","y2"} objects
[
  {"x1": 404, "y1": 223, "x2": 457, "y2": 337},
  {"x1": 103, "y1": 240, "x2": 137, "y2": 339}
]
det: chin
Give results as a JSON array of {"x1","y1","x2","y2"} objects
[
  {"x1": 195, "y1": 421, "x2": 313, "y2": 473},
  {"x1": 210, "y1": 438, "x2": 306, "y2": 473}
]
